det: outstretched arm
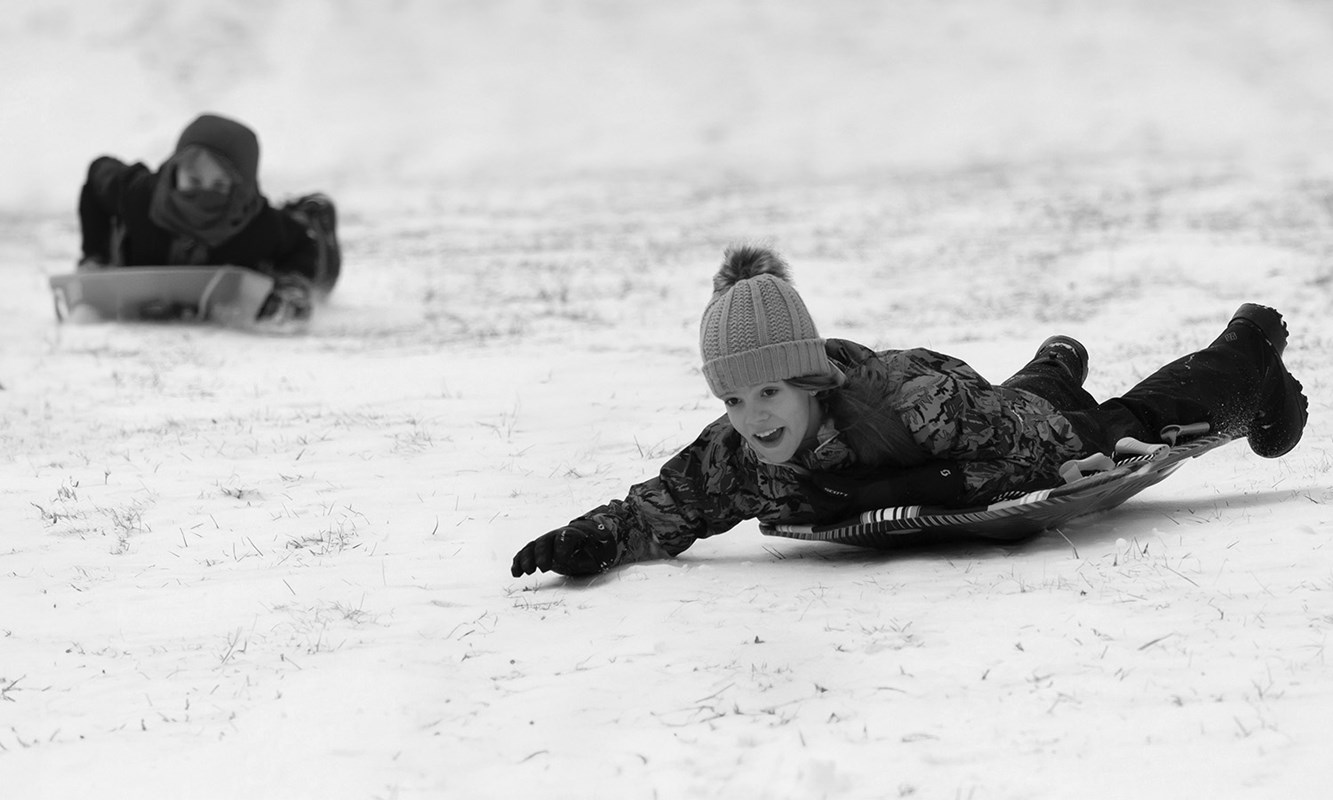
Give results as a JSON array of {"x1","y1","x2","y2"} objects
[
  {"x1": 510, "y1": 417, "x2": 766, "y2": 577},
  {"x1": 271, "y1": 210, "x2": 321, "y2": 282},
  {"x1": 78, "y1": 156, "x2": 135, "y2": 265}
]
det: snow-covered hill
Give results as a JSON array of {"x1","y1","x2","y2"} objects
[
  {"x1": 3, "y1": 2, "x2": 1332, "y2": 799},
  {"x1": 6, "y1": 0, "x2": 1333, "y2": 214}
]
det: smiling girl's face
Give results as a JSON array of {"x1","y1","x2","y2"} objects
[{"x1": 721, "y1": 381, "x2": 822, "y2": 464}]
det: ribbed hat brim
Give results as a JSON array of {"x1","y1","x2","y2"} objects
[{"x1": 702, "y1": 339, "x2": 832, "y2": 396}]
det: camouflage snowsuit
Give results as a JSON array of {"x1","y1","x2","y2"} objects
[{"x1": 576, "y1": 338, "x2": 1089, "y2": 567}]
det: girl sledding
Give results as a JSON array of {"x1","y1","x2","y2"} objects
[{"x1": 512, "y1": 245, "x2": 1308, "y2": 577}]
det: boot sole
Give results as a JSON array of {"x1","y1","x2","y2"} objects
[
  {"x1": 1230, "y1": 304, "x2": 1306, "y2": 457},
  {"x1": 1230, "y1": 303, "x2": 1288, "y2": 357},
  {"x1": 1249, "y1": 371, "x2": 1308, "y2": 457}
]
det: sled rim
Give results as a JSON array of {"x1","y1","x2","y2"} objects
[{"x1": 760, "y1": 434, "x2": 1234, "y2": 547}]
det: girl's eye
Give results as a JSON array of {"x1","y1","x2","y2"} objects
[
  {"x1": 761, "y1": 387, "x2": 779, "y2": 397},
  {"x1": 723, "y1": 397, "x2": 740, "y2": 408}
]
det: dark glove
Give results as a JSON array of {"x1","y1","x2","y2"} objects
[
  {"x1": 801, "y1": 462, "x2": 967, "y2": 518},
  {"x1": 800, "y1": 471, "x2": 900, "y2": 519},
  {"x1": 258, "y1": 274, "x2": 313, "y2": 323},
  {"x1": 511, "y1": 519, "x2": 617, "y2": 577}
]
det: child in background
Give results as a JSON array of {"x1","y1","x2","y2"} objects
[
  {"x1": 77, "y1": 112, "x2": 340, "y2": 323},
  {"x1": 511, "y1": 246, "x2": 1307, "y2": 577}
]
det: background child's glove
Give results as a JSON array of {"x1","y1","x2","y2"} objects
[
  {"x1": 258, "y1": 274, "x2": 313, "y2": 323},
  {"x1": 511, "y1": 519, "x2": 616, "y2": 577}
]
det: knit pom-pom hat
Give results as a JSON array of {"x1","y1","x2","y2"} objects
[{"x1": 699, "y1": 246, "x2": 837, "y2": 396}]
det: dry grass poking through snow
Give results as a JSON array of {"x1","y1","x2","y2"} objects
[{"x1": 2, "y1": 159, "x2": 1332, "y2": 798}]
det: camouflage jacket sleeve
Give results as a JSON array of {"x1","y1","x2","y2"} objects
[
  {"x1": 572, "y1": 416, "x2": 801, "y2": 566},
  {"x1": 893, "y1": 349, "x2": 1085, "y2": 503}
]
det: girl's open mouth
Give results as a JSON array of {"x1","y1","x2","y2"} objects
[{"x1": 753, "y1": 427, "x2": 785, "y2": 446}]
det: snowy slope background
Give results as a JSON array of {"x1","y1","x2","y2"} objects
[{"x1": 2, "y1": 0, "x2": 1333, "y2": 798}]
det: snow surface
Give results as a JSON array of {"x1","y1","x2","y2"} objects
[{"x1": 3, "y1": 1, "x2": 1333, "y2": 798}]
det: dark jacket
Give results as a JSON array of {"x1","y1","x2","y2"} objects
[
  {"x1": 78, "y1": 156, "x2": 318, "y2": 281},
  {"x1": 576, "y1": 338, "x2": 1089, "y2": 566}
]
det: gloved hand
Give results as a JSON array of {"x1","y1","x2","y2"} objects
[
  {"x1": 511, "y1": 519, "x2": 617, "y2": 577},
  {"x1": 258, "y1": 274, "x2": 313, "y2": 323},
  {"x1": 800, "y1": 471, "x2": 902, "y2": 518},
  {"x1": 800, "y1": 462, "x2": 966, "y2": 518}
]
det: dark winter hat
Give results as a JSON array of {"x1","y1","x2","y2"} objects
[
  {"x1": 699, "y1": 246, "x2": 836, "y2": 396},
  {"x1": 174, "y1": 113, "x2": 260, "y2": 184}
]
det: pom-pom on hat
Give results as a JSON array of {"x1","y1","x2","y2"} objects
[{"x1": 699, "y1": 246, "x2": 836, "y2": 396}]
